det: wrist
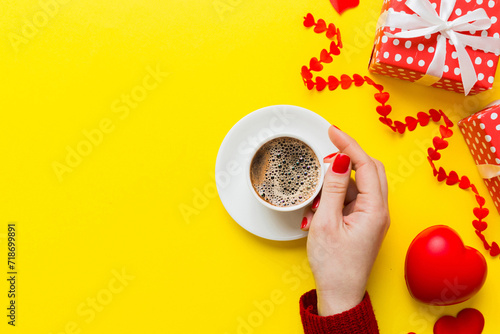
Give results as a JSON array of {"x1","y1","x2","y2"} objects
[{"x1": 316, "y1": 288, "x2": 365, "y2": 316}]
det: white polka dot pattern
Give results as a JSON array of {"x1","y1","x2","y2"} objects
[
  {"x1": 368, "y1": 0, "x2": 500, "y2": 95},
  {"x1": 458, "y1": 102, "x2": 500, "y2": 213}
]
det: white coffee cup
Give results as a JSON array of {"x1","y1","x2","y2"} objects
[{"x1": 246, "y1": 133, "x2": 326, "y2": 212}]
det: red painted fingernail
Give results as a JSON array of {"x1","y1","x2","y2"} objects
[
  {"x1": 332, "y1": 154, "x2": 350, "y2": 174},
  {"x1": 332, "y1": 124, "x2": 341, "y2": 130},
  {"x1": 312, "y1": 194, "x2": 321, "y2": 209},
  {"x1": 323, "y1": 152, "x2": 339, "y2": 160},
  {"x1": 301, "y1": 217, "x2": 308, "y2": 229}
]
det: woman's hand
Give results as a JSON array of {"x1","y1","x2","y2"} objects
[{"x1": 301, "y1": 126, "x2": 390, "y2": 316}]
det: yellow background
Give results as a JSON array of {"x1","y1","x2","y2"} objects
[{"x1": 1, "y1": 0, "x2": 500, "y2": 333}]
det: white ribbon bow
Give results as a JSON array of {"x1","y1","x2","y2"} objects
[{"x1": 384, "y1": 0, "x2": 500, "y2": 95}]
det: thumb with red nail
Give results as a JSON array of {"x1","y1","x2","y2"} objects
[{"x1": 299, "y1": 126, "x2": 390, "y2": 333}]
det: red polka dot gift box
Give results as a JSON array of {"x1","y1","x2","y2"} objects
[
  {"x1": 458, "y1": 101, "x2": 500, "y2": 213},
  {"x1": 368, "y1": 0, "x2": 500, "y2": 95}
]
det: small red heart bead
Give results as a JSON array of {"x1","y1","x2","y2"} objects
[
  {"x1": 309, "y1": 57, "x2": 323, "y2": 72},
  {"x1": 303, "y1": 13, "x2": 315, "y2": 27},
  {"x1": 315, "y1": 77, "x2": 327, "y2": 91},
  {"x1": 314, "y1": 19, "x2": 327, "y2": 33},
  {"x1": 376, "y1": 105, "x2": 392, "y2": 117},
  {"x1": 320, "y1": 49, "x2": 333, "y2": 63},
  {"x1": 374, "y1": 92, "x2": 390, "y2": 104}
]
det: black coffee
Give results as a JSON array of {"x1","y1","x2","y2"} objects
[{"x1": 250, "y1": 137, "x2": 321, "y2": 207}]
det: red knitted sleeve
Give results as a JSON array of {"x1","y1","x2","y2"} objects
[{"x1": 299, "y1": 289, "x2": 379, "y2": 334}]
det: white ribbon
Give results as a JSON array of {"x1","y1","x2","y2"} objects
[
  {"x1": 477, "y1": 164, "x2": 500, "y2": 179},
  {"x1": 384, "y1": 0, "x2": 500, "y2": 95}
]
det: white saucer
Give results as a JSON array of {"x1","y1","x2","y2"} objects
[{"x1": 215, "y1": 105, "x2": 337, "y2": 241}]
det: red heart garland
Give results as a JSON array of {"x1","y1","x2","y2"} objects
[
  {"x1": 301, "y1": 14, "x2": 497, "y2": 269},
  {"x1": 433, "y1": 309, "x2": 484, "y2": 334},
  {"x1": 301, "y1": 13, "x2": 499, "y2": 333},
  {"x1": 329, "y1": 0, "x2": 360, "y2": 15}
]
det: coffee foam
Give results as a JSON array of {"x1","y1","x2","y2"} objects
[{"x1": 250, "y1": 137, "x2": 321, "y2": 207}]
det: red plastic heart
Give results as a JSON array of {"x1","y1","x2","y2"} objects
[
  {"x1": 405, "y1": 226, "x2": 487, "y2": 305},
  {"x1": 329, "y1": 0, "x2": 360, "y2": 14},
  {"x1": 434, "y1": 308, "x2": 484, "y2": 334}
]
